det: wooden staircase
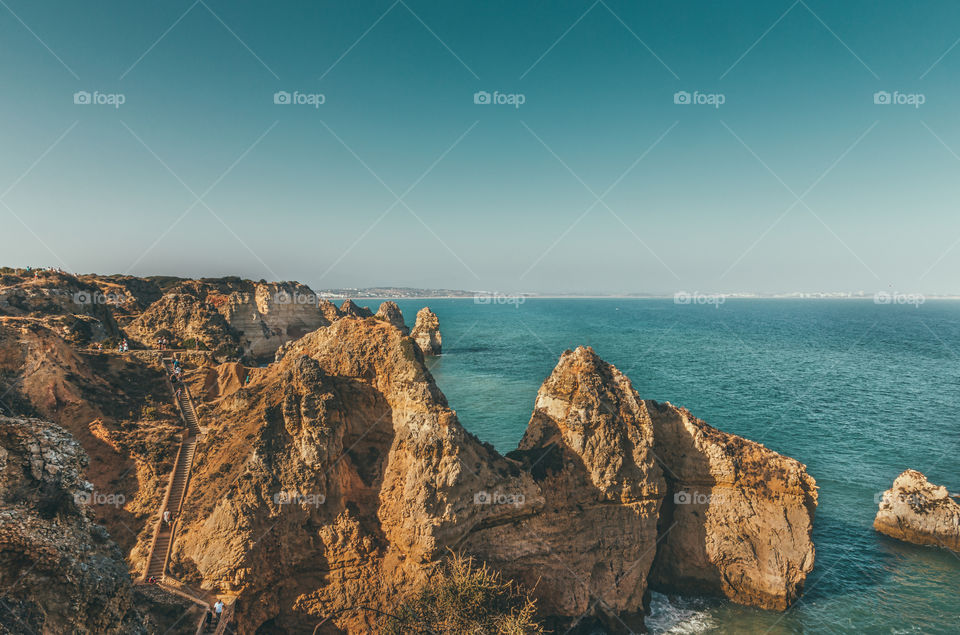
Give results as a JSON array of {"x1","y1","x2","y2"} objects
[{"x1": 143, "y1": 358, "x2": 202, "y2": 581}]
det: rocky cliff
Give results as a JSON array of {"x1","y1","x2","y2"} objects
[
  {"x1": 0, "y1": 269, "x2": 819, "y2": 632},
  {"x1": 128, "y1": 279, "x2": 334, "y2": 359},
  {"x1": 411, "y1": 307, "x2": 441, "y2": 355},
  {"x1": 0, "y1": 416, "x2": 144, "y2": 633},
  {"x1": 646, "y1": 400, "x2": 817, "y2": 610},
  {"x1": 874, "y1": 470, "x2": 960, "y2": 551},
  {"x1": 165, "y1": 323, "x2": 815, "y2": 632}
]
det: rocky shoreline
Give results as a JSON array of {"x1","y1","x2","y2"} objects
[{"x1": 0, "y1": 269, "x2": 824, "y2": 633}]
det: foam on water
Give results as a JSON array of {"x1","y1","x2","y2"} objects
[{"x1": 645, "y1": 593, "x2": 717, "y2": 634}]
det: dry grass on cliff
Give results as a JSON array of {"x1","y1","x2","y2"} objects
[{"x1": 379, "y1": 552, "x2": 543, "y2": 635}]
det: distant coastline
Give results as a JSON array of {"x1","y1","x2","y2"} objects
[{"x1": 315, "y1": 287, "x2": 960, "y2": 301}]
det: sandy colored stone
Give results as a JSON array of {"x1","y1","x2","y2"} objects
[
  {"x1": 410, "y1": 307, "x2": 441, "y2": 355},
  {"x1": 874, "y1": 469, "x2": 960, "y2": 551}
]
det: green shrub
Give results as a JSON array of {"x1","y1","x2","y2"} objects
[{"x1": 379, "y1": 552, "x2": 543, "y2": 634}]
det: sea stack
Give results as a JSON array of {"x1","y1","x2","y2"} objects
[
  {"x1": 874, "y1": 469, "x2": 960, "y2": 551},
  {"x1": 375, "y1": 301, "x2": 409, "y2": 335},
  {"x1": 411, "y1": 307, "x2": 441, "y2": 355}
]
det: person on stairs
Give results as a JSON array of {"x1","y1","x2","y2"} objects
[
  {"x1": 163, "y1": 509, "x2": 171, "y2": 526},
  {"x1": 214, "y1": 599, "x2": 224, "y2": 622}
]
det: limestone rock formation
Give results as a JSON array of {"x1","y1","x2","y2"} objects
[
  {"x1": 0, "y1": 269, "x2": 821, "y2": 632},
  {"x1": 215, "y1": 281, "x2": 332, "y2": 359},
  {"x1": 469, "y1": 347, "x2": 665, "y2": 630},
  {"x1": 0, "y1": 416, "x2": 145, "y2": 633},
  {"x1": 0, "y1": 270, "x2": 121, "y2": 344},
  {"x1": 128, "y1": 279, "x2": 334, "y2": 360},
  {"x1": 874, "y1": 469, "x2": 960, "y2": 551},
  {"x1": 165, "y1": 329, "x2": 815, "y2": 633},
  {"x1": 0, "y1": 320, "x2": 182, "y2": 569},
  {"x1": 339, "y1": 299, "x2": 373, "y2": 318},
  {"x1": 374, "y1": 301, "x2": 409, "y2": 334},
  {"x1": 410, "y1": 307, "x2": 441, "y2": 355},
  {"x1": 646, "y1": 400, "x2": 818, "y2": 610},
  {"x1": 169, "y1": 316, "x2": 540, "y2": 632},
  {"x1": 128, "y1": 288, "x2": 239, "y2": 354}
]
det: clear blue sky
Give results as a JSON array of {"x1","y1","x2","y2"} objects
[{"x1": 1, "y1": 0, "x2": 959, "y2": 294}]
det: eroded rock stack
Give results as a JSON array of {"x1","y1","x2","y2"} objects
[
  {"x1": 411, "y1": 307, "x2": 442, "y2": 355},
  {"x1": 874, "y1": 469, "x2": 960, "y2": 551}
]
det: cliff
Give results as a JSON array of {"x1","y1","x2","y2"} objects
[
  {"x1": 128, "y1": 279, "x2": 334, "y2": 359},
  {"x1": 166, "y1": 326, "x2": 815, "y2": 632},
  {"x1": 0, "y1": 269, "x2": 819, "y2": 632},
  {"x1": 646, "y1": 400, "x2": 817, "y2": 610},
  {"x1": 874, "y1": 470, "x2": 960, "y2": 551},
  {"x1": 0, "y1": 416, "x2": 144, "y2": 633}
]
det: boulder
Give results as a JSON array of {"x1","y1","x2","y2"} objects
[{"x1": 874, "y1": 469, "x2": 960, "y2": 551}]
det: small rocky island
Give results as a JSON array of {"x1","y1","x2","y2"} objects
[
  {"x1": 0, "y1": 269, "x2": 819, "y2": 633},
  {"x1": 874, "y1": 469, "x2": 960, "y2": 552}
]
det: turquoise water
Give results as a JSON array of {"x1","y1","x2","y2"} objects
[{"x1": 392, "y1": 299, "x2": 960, "y2": 634}]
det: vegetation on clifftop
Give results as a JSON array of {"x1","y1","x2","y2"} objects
[{"x1": 380, "y1": 552, "x2": 543, "y2": 634}]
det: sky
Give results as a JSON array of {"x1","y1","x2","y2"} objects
[{"x1": 1, "y1": 0, "x2": 959, "y2": 295}]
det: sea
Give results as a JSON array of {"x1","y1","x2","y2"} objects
[{"x1": 388, "y1": 298, "x2": 960, "y2": 634}]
